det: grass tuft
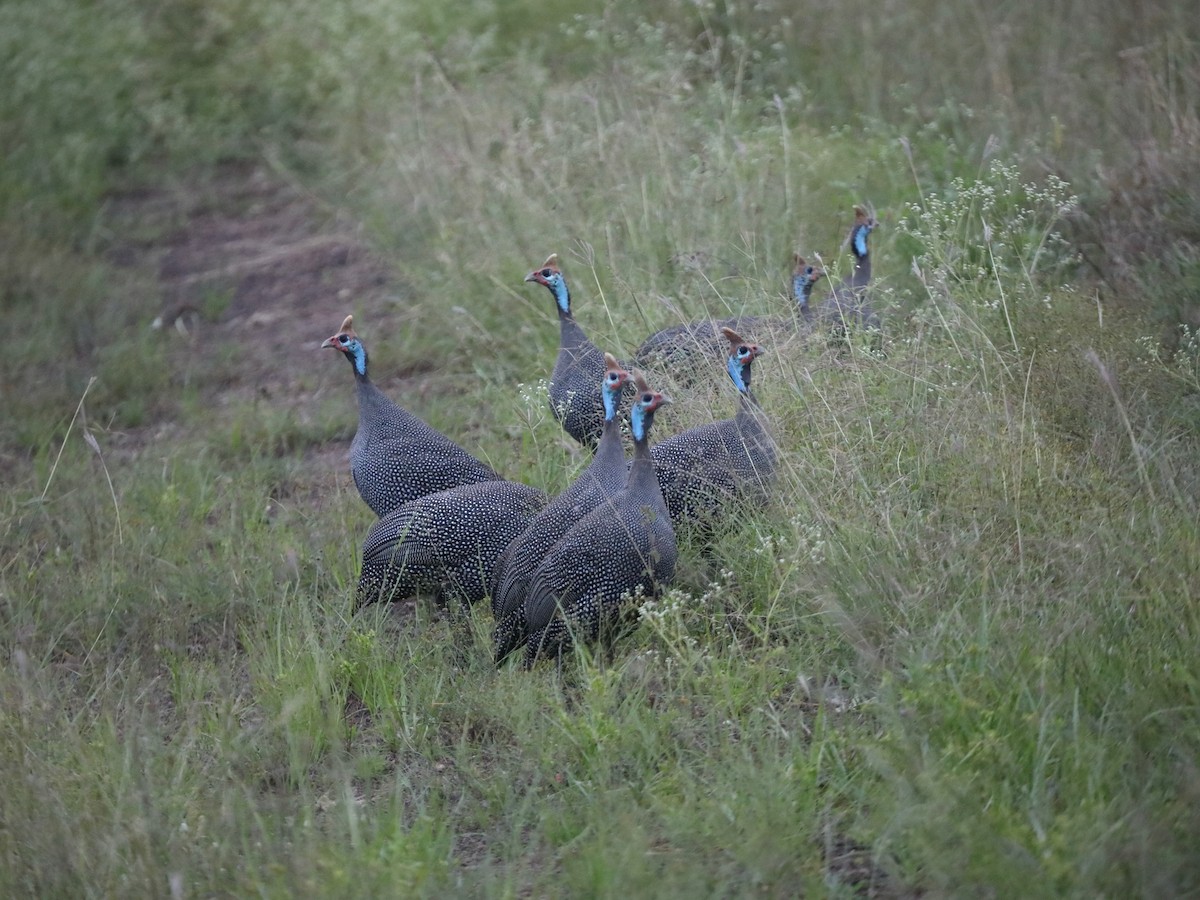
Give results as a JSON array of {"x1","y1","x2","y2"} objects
[{"x1": 2, "y1": 0, "x2": 1199, "y2": 895}]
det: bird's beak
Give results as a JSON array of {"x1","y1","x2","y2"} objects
[
  {"x1": 524, "y1": 271, "x2": 539, "y2": 283},
  {"x1": 321, "y1": 337, "x2": 337, "y2": 349}
]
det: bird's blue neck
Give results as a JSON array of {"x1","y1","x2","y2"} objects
[
  {"x1": 726, "y1": 355, "x2": 751, "y2": 394},
  {"x1": 793, "y1": 274, "x2": 814, "y2": 308},
  {"x1": 348, "y1": 342, "x2": 369, "y2": 380},
  {"x1": 602, "y1": 383, "x2": 619, "y2": 422},
  {"x1": 852, "y1": 225, "x2": 870, "y2": 259},
  {"x1": 552, "y1": 279, "x2": 571, "y2": 316},
  {"x1": 631, "y1": 404, "x2": 653, "y2": 444}
]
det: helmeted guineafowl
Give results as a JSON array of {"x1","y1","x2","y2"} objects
[
  {"x1": 492, "y1": 353, "x2": 635, "y2": 663},
  {"x1": 816, "y1": 205, "x2": 881, "y2": 334},
  {"x1": 518, "y1": 375, "x2": 677, "y2": 668},
  {"x1": 649, "y1": 326, "x2": 776, "y2": 533},
  {"x1": 789, "y1": 254, "x2": 825, "y2": 325},
  {"x1": 633, "y1": 255, "x2": 824, "y2": 372},
  {"x1": 356, "y1": 479, "x2": 548, "y2": 609},
  {"x1": 322, "y1": 315, "x2": 501, "y2": 517},
  {"x1": 525, "y1": 254, "x2": 624, "y2": 450}
]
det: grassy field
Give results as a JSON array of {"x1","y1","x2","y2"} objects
[{"x1": 3, "y1": 0, "x2": 1200, "y2": 896}]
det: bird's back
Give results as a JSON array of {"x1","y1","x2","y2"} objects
[
  {"x1": 358, "y1": 480, "x2": 546, "y2": 608},
  {"x1": 517, "y1": 449, "x2": 675, "y2": 667},
  {"x1": 550, "y1": 333, "x2": 613, "y2": 448},
  {"x1": 491, "y1": 443, "x2": 627, "y2": 621},
  {"x1": 651, "y1": 411, "x2": 775, "y2": 528},
  {"x1": 352, "y1": 379, "x2": 501, "y2": 517},
  {"x1": 522, "y1": 485, "x2": 676, "y2": 651}
]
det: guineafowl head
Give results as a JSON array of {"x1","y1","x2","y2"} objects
[
  {"x1": 601, "y1": 352, "x2": 634, "y2": 421},
  {"x1": 720, "y1": 326, "x2": 764, "y2": 393},
  {"x1": 630, "y1": 372, "x2": 670, "y2": 442},
  {"x1": 847, "y1": 204, "x2": 878, "y2": 259},
  {"x1": 322, "y1": 315, "x2": 368, "y2": 377},
  {"x1": 791, "y1": 254, "x2": 825, "y2": 307},
  {"x1": 524, "y1": 254, "x2": 571, "y2": 315}
]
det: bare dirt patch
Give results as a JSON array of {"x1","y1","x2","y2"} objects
[{"x1": 108, "y1": 162, "x2": 393, "y2": 401}]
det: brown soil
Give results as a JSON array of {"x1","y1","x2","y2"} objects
[{"x1": 107, "y1": 162, "x2": 393, "y2": 402}]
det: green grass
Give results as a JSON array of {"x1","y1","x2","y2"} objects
[{"x1": 2, "y1": 0, "x2": 1200, "y2": 896}]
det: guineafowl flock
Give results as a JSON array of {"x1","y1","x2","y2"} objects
[{"x1": 322, "y1": 206, "x2": 880, "y2": 669}]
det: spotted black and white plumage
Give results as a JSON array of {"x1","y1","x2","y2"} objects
[
  {"x1": 322, "y1": 315, "x2": 501, "y2": 517},
  {"x1": 633, "y1": 255, "x2": 824, "y2": 372},
  {"x1": 816, "y1": 205, "x2": 881, "y2": 333},
  {"x1": 650, "y1": 327, "x2": 776, "y2": 532},
  {"x1": 492, "y1": 354, "x2": 634, "y2": 663},
  {"x1": 525, "y1": 255, "x2": 627, "y2": 450},
  {"x1": 516, "y1": 380, "x2": 676, "y2": 668},
  {"x1": 357, "y1": 479, "x2": 547, "y2": 609}
]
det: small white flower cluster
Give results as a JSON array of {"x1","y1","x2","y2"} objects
[
  {"x1": 629, "y1": 647, "x2": 661, "y2": 662},
  {"x1": 746, "y1": 519, "x2": 826, "y2": 570},
  {"x1": 517, "y1": 378, "x2": 551, "y2": 413},
  {"x1": 553, "y1": 387, "x2": 577, "y2": 421},
  {"x1": 751, "y1": 529, "x2": 777, "y2": 557},
  {"x1": 637, "y1": 585, "x2": 687, "y2": 624},
  {"x1": 699, "y1": 569, "x2": 736, "y2": 603},
  {"x1": 636, "y1": 584, "x2": 712, "y2": 663},
  {"x1": 898, "y1": 160, "x2": 1080, "y2": 314},
  {"x1": 1137, "y1": 326, "x2": 1200, "y2": 389},
  {"x1": 789, "y1": 517, "x2": 827, "y2": 565}
]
